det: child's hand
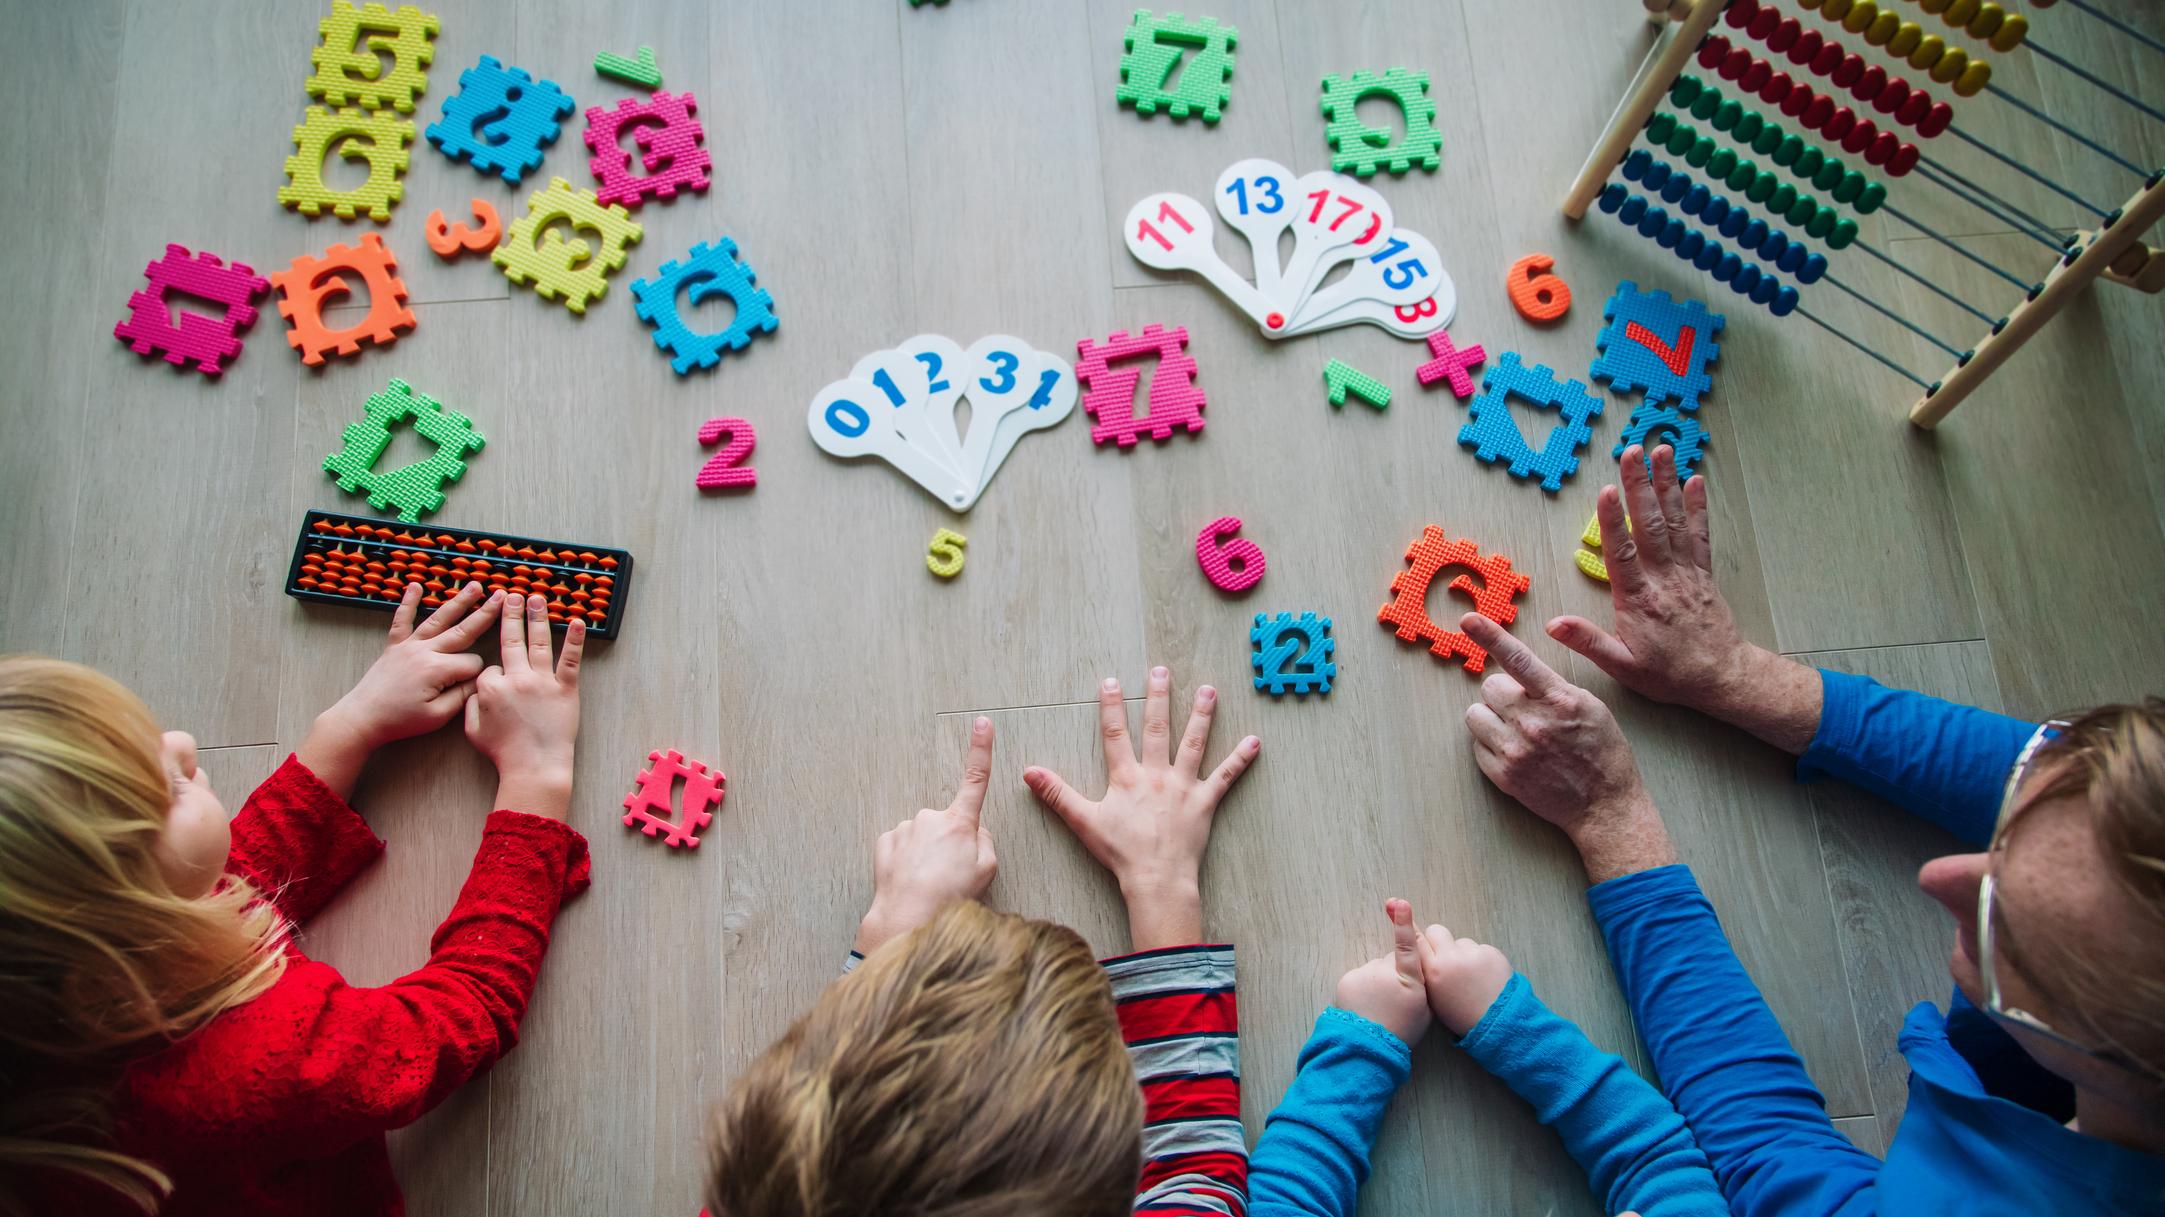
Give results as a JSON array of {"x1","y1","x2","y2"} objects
[
  {"x1": 465, "y1": 593, "x2": 583, "y2": 818},
  {"x1": 1333, "y1": 899, "x2": 1433, "y2": 1047},
  {"x1": 854, "y1": 717, "x2": 997, "y2": 956},
  {"x1": 1414, "y1": 923, "x2": 1514, "y2": 1037},
  {"x1": 1023, "y1": 667, "x2": 1259, "y2": 952},
  {"x1": 302, "y1": 582, "x2": 503, "y2": 797}
]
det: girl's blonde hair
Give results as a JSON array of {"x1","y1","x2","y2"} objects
[
  {"x1": 0, "y1": 655, "x2": 289, "y2": 1213},
  {"x1": 706, "y1": 900, "x2": 1142, "y2": 1217}
]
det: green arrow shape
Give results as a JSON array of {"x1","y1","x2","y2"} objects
[{"x1": 594, "y1": 45, "x2": 661, "y2": 89}]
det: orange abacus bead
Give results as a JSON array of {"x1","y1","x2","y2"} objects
[
  {"x1": 455, "y1": 540, "x2": 476, "y2": 553},
  {"x1": 597, "y1": 556, "x2": 617, "y2": 569}
]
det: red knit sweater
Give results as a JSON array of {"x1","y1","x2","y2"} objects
[{"x1": 43, "y1": 755, "x2": 589, "y2": 1217}]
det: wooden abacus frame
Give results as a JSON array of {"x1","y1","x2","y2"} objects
[{"x1": 1563, "y1": 0, "x2": 2165, "y2": 428}]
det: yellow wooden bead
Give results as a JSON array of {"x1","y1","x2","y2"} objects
[
  {"x1": 1868, "y1": 10, "x2": 1902, "y2": 43},
  {"x1": 1946, "y1": 0, "x2": 1980, "y2": 25},
  {"x1": 1955, "y1": 57, "x2": 1992, "y2": 96},
  {"x1": 1968, "y1": 3, "x2": 2003, "y2": 36},
  {"x1": 1930, "y1": 45, "x2": 1968, "y2": 82},
  {"x1": 1844, "y1": 1, "x2": 1878, "y2": 33},
  {"x1": 1910, "y1": 33, "x2": 1946, "y2": 69},
  {"x1": 1821, "y1": 0, "x2": 1852, "y2": 18},
  {"x1": 1989, "y1": 12, "x2": 2028, "y2": 50},
  {"x1": 1920, "y1": 0, "x2": 1951, "y2": 13},
  {"x1": 1889, "y1": 20, "x2": 1924, "y2": 54}
]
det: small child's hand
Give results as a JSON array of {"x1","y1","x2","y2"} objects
[
  {"x1": 855, "y1": 717, "x2": 997, "y2": 956},
  {"x1": 465, "y1": 593, "x2": 583, "y2": 818},
  {"x1": 1332, "y1": 899, "x2": 1433, "y2": 1047},
  {"x1": 332, "y1": 582, "x2": 501, "y2": 748},
  {"x1": 1023, "y1": 667, "x2": 1259, "y2": 952},
  {"x1": 1414, "y1": 923, "x2": 1514, "y2": 1037}
]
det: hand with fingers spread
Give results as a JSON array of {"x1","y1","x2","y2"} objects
[
  {"x1": 300, "y1": 581, "x2": 505, "y2": 798},
  {"x1": 1459, "y1": 612, "x2": 1677, "y2": 883},
  {"x1": 1413, "y1": 921, "x2": 1513, "y2": 1037},
  {"x1": 1547, "y1": 445, "x2": 1821, "y2": 753},
  {"x1": 854, "y1": 717, "x2": 1000, "y2": 957},
  {"x1": 465, "y1": 592, "x2": 585, "y2": 820},
  {"x1": 1333, "y1": 899, "x2": 1434, "y2": 1046},
  {"x1": 1023, "y1": 666, "x2": 1260, "y2": 952}
]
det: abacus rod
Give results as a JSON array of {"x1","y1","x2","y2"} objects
[
  {"x1": 2052, "y1": 0, "x2": 2165, "y2": 56},
  {"x1": 2026, "y1": 41, "x2": 2165, "y2": 126},
  {"x1": 1914, "y1": 155, "x2": 2085, "y2": 239},
  {"x1": 1793, "y1": 304, "x2": 1933, "y2": 387},
  {"x1": 1932, "y1": 136, "x2": 2109, "y2": 219},
  {"x1": 1911, "y1": 163, "x2": 2074, "y2": 254},
  {"x1": 1821, "y1": 273, "x2": 1969, "y2": 358},
  {"x1": 1853, "y1": 239, "x2": 2000, "y2": 324},
  {"x1": 1880, "y1": 204, "x2": 2038, "y2": 290},
  {"x1": 1974, "y1": 89, "x2": 2149, "y2": 175}
]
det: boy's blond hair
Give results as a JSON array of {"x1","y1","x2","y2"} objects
[
  {"x1": 706, "y1": 900, "x2": 1142, "y2": 1217},
  {"x1": 0, "y1": 656, "x2": 288, "y2": 1213}
]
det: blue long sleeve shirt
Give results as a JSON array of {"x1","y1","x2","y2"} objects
[
  {"x1": 1247, "y1": 974, "x2": 1727, "y2": 1217},
  {"x1": 1588, "y1": 669, "x2": 2165, "y2": 1216}
]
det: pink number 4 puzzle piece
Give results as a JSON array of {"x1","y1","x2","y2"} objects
[
  {"x1": 584, "y1": 91, "x2": 710, "y2": 209},
  {"x1": 113, "y1": 243, "x2": 271, "y2": 376},
  {"x1": 1415, "y1": 328, "x2": 1485, "y2": 399},
  {"x1": 1075, "y1": 323, "x2": 1206, "y2": 447},
  {"x1": 622, "y1": 748, "x2": 724, "y2": 849}
]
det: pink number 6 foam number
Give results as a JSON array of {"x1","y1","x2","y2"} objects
[
  {"x1": 696, "y1": 417, "x2": 757, "y2": 489},
  {"x1": 1195, "y1": 516, "x2": 1266, "y2": 592}
]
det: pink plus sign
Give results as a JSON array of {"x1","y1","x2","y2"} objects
[{"x1": 1415, "y1": 329, "x2": 1486, "y2": 399}]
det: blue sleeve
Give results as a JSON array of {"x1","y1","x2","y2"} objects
[
  {"x1": 1799, "y1": 669, "x2": 2041, "y2": 846},
  {"x1": 1246, "y1": 1008, "x2": 1412, "y2": 1217},
  {"x1": 1457, "y1": 973, "x2": 1728, "y2": 1217},
  {"x1": 1589, "y1": 864, "x2": 1880, "y2": 1217}
]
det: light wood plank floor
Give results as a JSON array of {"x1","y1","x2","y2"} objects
[{"x1": 3, "y1": 2, "x2": 2160, "y2": 1213}]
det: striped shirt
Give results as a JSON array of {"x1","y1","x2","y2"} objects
[{"x1": 1105, "y1": 944, "x2": 1246, "y2": 1217}]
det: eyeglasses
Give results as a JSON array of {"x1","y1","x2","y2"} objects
[{"x1": 1975, "y1": 721, "x2": 2162, "y2": 1082}]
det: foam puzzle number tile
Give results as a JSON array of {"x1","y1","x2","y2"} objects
[
  {"x1": 1414, "y1": 328, "x2": 1485, "y2": 398},
  {"x1": 695, "y1": 417, "x2": 756, "y2": 489},
  {"x1": 632, "y1": 239, "x2": 777, "y2": 374},
  {"x1": 1075, "y1": 324, "x2": 1206, "y2": 447},
  {"x1": 424, "y1": 199, "x2": 501, "y2": 258},
  {"x1": 113, "y1": 244, "x2": 268, "y2": 377},
  {"x1": 270, "y1": 233, "x2": 416, "y2": 366},
  {"x1": 493, "y1": 177, "x2": 643, "y2": 313},
  {"x1": 584, "y1": 91, "x2": 710, "y2": 209},
  {"x1": 1590, "y1": 280, "x2": 1725, "y2": 409},
  {"x1": 308, "y1": 1, "x2": 437, "y2": 114},
  {"x1": 426, "y1": 56, "x2": 575, "y2": 185},
  {"x1": 1323, "y1": 359, "x2": 1390, "y2": 410},
  {"x1": 1196, "y1": 516, "x2": 1265, "y2": 592},
  {"x1": 926, "y1": 528, "x2": 967, "y2": 578},
  {"x1": 1118, "y1": 10, "x2": 1237, "y2": 122},
  {"x1": 1377, "y1": 525, "x2": 1530, "y2": 673},
  {"x1": 1574, "y1": 511, "x2": 1631, "y2": 582},
  {"x1": 322, "y1": 378, "x2": 484, "y2": 523},
  {"x1": 1320, "y1": 69, "x2": 1442, "y2": 176},
  {"x1": 594, "y1": 45, "x2": 661, "y2": 89},
  {"x1": 279, "y1": 107, "x2": 413, "y2": 222},
  {"x1": 622, "y1": 748, "x2": 722, "y2": 849},
  {"x1": 1614, "y1": 402, "x2": 1712, "y2": 480},
  {"x1": 1458, "y1": 352, "x2": 1605, "y2": 494},
  {"x1": 1507, "y1": 253, "x2": 1572, "y2": 322},
  {"x1": 1252, "y1": 612, "x2": 1335, "y2": 695}
]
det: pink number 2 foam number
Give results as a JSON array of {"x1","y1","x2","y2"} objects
[
  {"x1": 1195, "y1": 515, "x2": 1266, "y2": 592},
  {"x1": 696, "y1": 417, "x2": 756, "y2": 489}
]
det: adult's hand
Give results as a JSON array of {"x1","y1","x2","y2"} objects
[
  {"x1": 1460, "y1": 614, "x2": 1676, "y2": 884},
  {"x1": 1547, "y1": 446, "x2": 1820, "y2": 754}
]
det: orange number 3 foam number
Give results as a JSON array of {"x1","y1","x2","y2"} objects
[
  {"x1": 1506, "y1": 253, "x2": 1571, "y2": 323},
  {"x1": 424, "y1": 198, "x2": 502, "y2": 259}
]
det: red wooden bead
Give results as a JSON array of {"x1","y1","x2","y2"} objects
[
  {"x1": 1897, "y1": 91, "x2": 1930, "y2": 125},
  {"x1": 1843, "y1": 122, "x2": 1873, "y2": 153},
  {"x1": 1875, "y1": 77, "x2": 1910, "y2": 113},
  {"x1": 1868, "y1": 130, "x2": 1899, "y2": 164},
  {"x1": 1833, "y1": 53, "x2": 1865, "y2": 88},
  {"x1": 1725, "y1": 0, "x2": 1754, "y2": 27},
  {"x1": 1791, "y1": 27, "x2": 1824, "y2": 64},
  {"x1": 1888, "y1": 142, "x2": 1919, "y2": 174},
  {"x1": 1770, "y1": 16, "x2": 1802, "y2": 51},
  {"x1": 1781, "y1": 83, "x2": 1811, "y2": 116},
  {"x1": 1855, "y1": 63, "x2": 1887, "y2": 101},
  {"x1": 1804, "y1": 93, "x2": 1836, "y2": 129},
  {"x1": 1919, "y1": 101, "x2": 1953, "y2": 137},
  {"x1": 1742, "y1": 57, "x2": 1771, "y2": 91},
  {"x1": 1725, "y1": 47, "x2": 1753, "y2": 79},
  {"x1": 1824, "y1": 105, "x2": 1858, "y2": 140},
  {"x1": 1700, "y1": 37, "x2": 1729, "y2": 69},
  {"x1": 1749, "y1": 6, "x2": 1779, "y2": 38}
]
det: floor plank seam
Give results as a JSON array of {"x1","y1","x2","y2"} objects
[
  {"x1": 1780, "y1": 639, "x2": 1986, "y2": 659},
  {"x1": 937, "y1": 696, "x2": 1144, "y2": 716}
]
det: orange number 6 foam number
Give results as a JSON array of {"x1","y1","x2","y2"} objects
[{"x1": 1506, "y1": 253, "x2": 1571, "y2": 323}]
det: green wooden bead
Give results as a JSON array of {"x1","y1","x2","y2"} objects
[
  {"x1": 1734, "y1": 110, "x2": 1764, "y2": 143},
  {"x1": 1708, "y1": 147, "x2": 1738, "y2": 178},
  {"x1": 1795, "y1": 146, "x2": 1826, "y2": 178},
  {"x1": 1768, "y1": 182, "x2": 1798, "y2": 214},
  {"x1": 1746, "y1": 171, "x2": 1777, "y2": 203},
  {"x1": 1857, "y1": 181, "x2": 1886, "y2": 214},
  {"x1": 1785, "y1": 195, "x2": 1817, "y2": 226},
  {"x1": 1727, "y1": 160, "x2": 1757, "y2": 192},
  {"x1": 1668, "y1": 124, "x2": 1697, "y2": 156},
  {"x1": 1714, "y1": 99, "x2": 1743, "y2": 132},
  {"x1": 1755, "y1": 126, "x2": 1784, "y2": 158},
  {"x1": 1830, "y1": 217, "x2": 1859, "y2": 249},
  {"x1": 1647, "y1": 112, "x2": 1675, "y2": 142},
  {"x1": 1672, "y1": 74, "x2": 1704, "y2": 106},
  {"x1": 1833, "y1": 171, "x2": 1865, "y2": 203},
  {"x1": 1686, "y1": 136, "x2": 1714, "y2": 167},
  {"x1": 1807, "y1": 209, "x2": 1836, "y2": 239},
  {"x1": 1814, "y1": 160, "x2": 1847, "y2": 192}
]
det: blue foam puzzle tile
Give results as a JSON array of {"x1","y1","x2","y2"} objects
[
  {"x1": 630, "y1": 239, "x2": 778, "y2": 375},
  {"x1": 1613, "y1": 400, "x2": 1711, "y2": 479},
  {"x1": 1250, "y1": 611, "x2": 1335, "y2": 695},
  {"x1": 426, "y1": 55, "x2": 576, "y2": 184},
  {"x1": 1589, "y1": 280, "x2": 1725, "y2": 410},
  {"x1": 1457, "y1": 351, "x2": 1605, "y2": 494}
]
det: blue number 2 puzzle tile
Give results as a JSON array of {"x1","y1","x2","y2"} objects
[
  {"x1": 1251, "y1": 612, "x2": 1335, "y2": 695},
  {"x1": 1589, "y1": 280, "x2": 1724, "y2": 410}
]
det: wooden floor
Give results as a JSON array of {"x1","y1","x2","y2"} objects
[{"x1": 4, "y1": 1, "x2": 2161, "y2": 1211}]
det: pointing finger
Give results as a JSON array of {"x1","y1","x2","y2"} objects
[
  {"x1": 1459, "y1": 613, "x2": 1563, "y2": 699},
  {"x1": 437, "y1": 587, "x2": 504, "y2": 650},
  {"x1": 1386, "y1": 898, "x2": 1420, "y2": 979},
  {"x1": 416, "y1": 579, "x2": 485, "y2": 640},
  {"x1": 950, "y1": 716, "x2": 994, "y2": 825}
]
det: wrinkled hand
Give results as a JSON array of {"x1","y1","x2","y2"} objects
[
  {"x1": 1547, "y1": 445, "x2": 1759, "y2": 714},
  {"x1": 1024, "y1": 666, "x2": 1259, "y2": 951},
  {"x1": 465, "y1": 593, "x2": 583, "y2": 816},
  {"x1": 332, "y1": 581, "x2": 501, "y2": 748},
  {"x1": 855, "y1": 717, "x2": 999, "y2": 956},
  {"x1": 1414, "y1": 923, "x2": 1513, "y2": 1037},
  {"x1": 1333, "y1": 899, "x2": 1434, "y2": 1047}
]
